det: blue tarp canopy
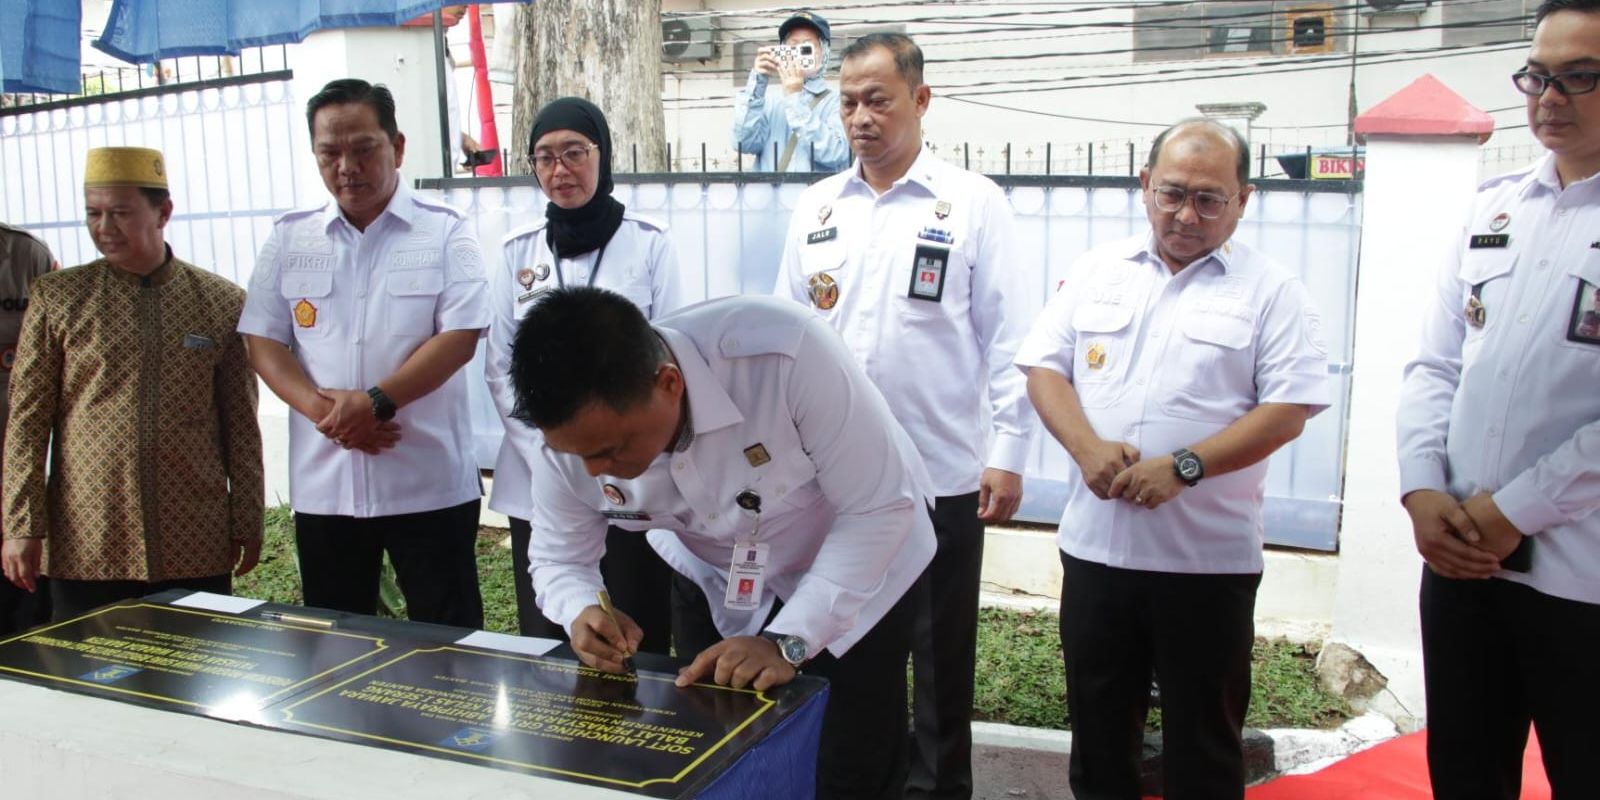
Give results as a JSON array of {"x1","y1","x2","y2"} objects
[
  {"x1": 0, "y1": 0, "x2": 83, "y2": 94},
  {"x1": 93, "y1": 1, "x2": 526, "y2": 64}
]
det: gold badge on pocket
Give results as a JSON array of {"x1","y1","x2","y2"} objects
[
  {"x1": 809, "y1": 272, "x2": 839, "y2": 310},
  {"x1": 1086, "y1": 342, "x2": 1107, "y2": 370}
]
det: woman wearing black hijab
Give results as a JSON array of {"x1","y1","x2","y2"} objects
[{"x1": 485, "y1": 97, "x2": 681, "y2": 650}]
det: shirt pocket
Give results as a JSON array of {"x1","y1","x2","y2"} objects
[
  {"x1": 1458, "y1": 249, "x2": 1516, "y2": 363},
  {"x1": 1160, "y1": 312, "x2": 1256, "y2": 423},
  {"x1": 280, "y1": 272, "x2": 335, "y2": 341},
  {"x1": 386, "y1": 269, "x2": 443, "y2": 337},
  {"x1": 1070, "y1": 302, "x2": 1135, "y2": 407}
]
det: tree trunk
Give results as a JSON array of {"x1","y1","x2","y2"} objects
[{"x1": 510, "y1": 0, "x2": 665, "y2": 175}]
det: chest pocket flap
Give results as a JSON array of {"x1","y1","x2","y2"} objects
[
  {"x1": 388, "y1": 269, "x2": 444, "y2": 297},
  {"x1": 1183, "y1": 313, "x2": 1254, "y2": 350},
  {"x1": 280, "y1": 272, "x2": 333, "y2": 300},
  {"x1": 1071, "y1": 303, "x2": 1134, "y2": 335},
  {"x1": 1460, "y1": 249, "x2": 1516, "y2": 285}
]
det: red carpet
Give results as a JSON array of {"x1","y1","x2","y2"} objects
[{"x1": 1246, "y1": 729, "x2": 1550, "y2": 799}]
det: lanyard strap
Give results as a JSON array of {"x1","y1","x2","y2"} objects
[{"x1": 554, "y1": 243, "x2": 608, "y2": 289}]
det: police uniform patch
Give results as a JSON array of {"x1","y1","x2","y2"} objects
[
  {"x1": 293, "y1": 299, "x2": 318, "y2": 328},
  {"x1": 1469, "y1": 234, "x2": 1510, "y2": 249},
  {"x1": 1466, "y1": 294, "x2": 1486, "y2": 329},
  {"x1": 809, "y1": 272, "x2": 839, "y2": 310},
  {"x1": 517, "y1": 267, "x2": 535, "y2": 289},
  {"x1": 602, "y1": 483, "x2": 626, "y2": 505},
  {"x1": 1086, "y1": 342, "x2": 1107, "y2": 370}
]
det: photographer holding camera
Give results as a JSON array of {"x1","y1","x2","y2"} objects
[{"x1": 731, "y1": 11, "x2": 849, "y2": 173}]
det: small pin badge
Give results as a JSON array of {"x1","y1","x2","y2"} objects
[
  {"x1": 818, "y1": 204, "x2": 832, "y2": 225},
  {"x1": 1489, "y1": 212, "x2": 1511, "y2": 233},
  {"x1": 293, "y1": 299, "x2": 318, "y2": 329},
  {"x1": 744, "y1": 443, "x2": 772, "y2": 467},
  {"x1": 1466, "y1": 295, "x2": 1486, "y2": 329},
  {"x1": 533, "y1": 263, "x2": 551, "y2": 281},
  {"x1": 517, "y1": 267, "x2": 535, "y2": 289},
  {"x1": 934, "y1": 200, "x2": 951, "y2": 220},
  {"x1": 602, "y1": 484, "x2": 626, "y2": 505},
  {"x1": 735, "y1": 489, "x2": 762, "y2": 513},
  {"x1": 1086, "y1": 342, "x2": 1107, "y2": 370},
  {"x1": 808, "y1": 272, "x2": 839, "y2": 310}
]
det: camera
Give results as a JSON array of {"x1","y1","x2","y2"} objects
[{"x1": 771, "y1": 42, "x2": 817, "y2": 73}]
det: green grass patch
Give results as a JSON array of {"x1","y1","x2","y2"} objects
[{"x1": 241, "y1": 506, "x2": 1351, "y2": 731}]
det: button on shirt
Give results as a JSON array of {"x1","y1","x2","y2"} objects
[
  {"x1": 238, "y1": 181, "x2": 490, "y2": 517},
  {"x1": 485, "y1": 212, "x2": 683, "y2": 519},
  {"x1": 525, "y1": 296, "x2": 936, "y2": 656},
  {"x1": 773, "y1": 148, "x2": 1037, "y2": 496},
  {"x1": 731, "y1": 73, "x2": 848, "y2": 173},
  {"x1": 1398, "y1": 156, "x2": 1600, "y2": 605},
  {"x1": 1016, "y1": 235, "x2": 1331, "y2": 574}
]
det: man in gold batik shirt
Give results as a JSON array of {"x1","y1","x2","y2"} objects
[{"x1": 0, "y1": 146, "x2": 264, "y2": 621}]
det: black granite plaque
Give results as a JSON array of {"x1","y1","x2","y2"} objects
[
  {"x1": 0, "y1": 603, "x2": 389, "y2": 717},
  {"x1": 269, "y1": 645, "x2": 813, "y2": 798}
]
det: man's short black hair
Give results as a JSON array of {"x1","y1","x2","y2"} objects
[
  {"x1": 305, "y1": 79, "x2": 400, "y2": 140},
  {"x1": 138, "y1": 188, "x2": 170, "y2": 208},
  {"x1": 1537, "y1": 0, "x2": 1600, "y2": 25},
  {"x1": 840, "y1": 32, "x2": 924, "y2": 88},
  {"x1": 1146, "y1": 118, "x2": 1251, "y2": 187},
  {"x1": 509, "y1": 287, "x2": 670, "y2": 430}
]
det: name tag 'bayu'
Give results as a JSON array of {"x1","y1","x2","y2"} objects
[
  {"x1": 807, "y1": 226, "x2": 838, "y2": 245},
  {"x1": 1469, "y1": 234, "x2": 1510, "y2": 249},
  {"x1": 908, "y1": 244, "x2": 949, "y2": 302}
]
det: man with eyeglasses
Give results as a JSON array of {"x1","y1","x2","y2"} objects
[
  {"x1": 239, "y1": 79, "x2": 489, "y2": 629},
  {"x1": 1017, "y1": 118, "x2": 1330, "y2": 799},
  {"x1": 1397, "y1": 2, "x2": 1600, "y2": 796}
]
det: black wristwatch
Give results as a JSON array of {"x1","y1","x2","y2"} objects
[
  {"x1": 1172, "y1": 447, "x2": 1204, "y2": 487},
  {"x1": 759, "y1": 631, "x2": 809, "y2": 667},
  {"x1": 367, "y1": 386, "x2": 397, "y2": 422}
]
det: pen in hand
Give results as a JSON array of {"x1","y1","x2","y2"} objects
[{"x1": 596, "y1": 590, "x2": 637, "y2": 674}]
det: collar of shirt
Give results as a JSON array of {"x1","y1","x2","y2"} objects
[
  {"x1": 105, "y1": 244, "x2": 179, "y2": 287},
  {"x1": 318, "y1": 174, "x2": 416, "y2": 235},
  {"x1": 659, "y1": 326, "x2": 744, "y2": 446},
  {"x1": 1131, "y1": 231, "x2": 1236, "y2": 275},
  {"x1": 839, "y1": 146, "x2": 942, "y2": 200},
  {"x1": 804, "y1": 75, "x2": 830, "y2": 95}
]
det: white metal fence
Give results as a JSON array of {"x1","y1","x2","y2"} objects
[{"x1": 2, "y1": 74, "x2": 1360, "y2": 551}]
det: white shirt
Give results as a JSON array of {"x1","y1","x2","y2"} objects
[
  {"x1": 1398, "y1": 155, "x2": 1600, "y2": 605},
  {"x1": 525, "y1": 296, "x2": 937, "y2": 656},
  {"x1": 239, "y1": 181, "x2": 490, "y2": 517},
  {"x1": 1016, "y1": 235, "x2": 1331, "y2": 574},
  {"x1": 485, "y1": 211, "x2": 683, "y2": 519},
  {"x1": 773, "y1": 148, "x2": 1037, "y2": 496}
]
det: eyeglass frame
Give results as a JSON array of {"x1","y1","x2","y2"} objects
[
  {"x1": 1148, "y1": 183, "x2": 1241, "y2": 220},
  {"x1": 530, "y1": 142, "x2": 600, "y2": 173},
  {"x1": 1511, "y1": 68, "x2": 1600, "y2": 97}
]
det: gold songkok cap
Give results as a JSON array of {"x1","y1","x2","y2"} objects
[{"x1": 84, "y1": 146, "x2": 168, "y2": 189}]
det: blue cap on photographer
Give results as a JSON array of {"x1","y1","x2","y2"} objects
[{"x1": 779, "y1": 11, "x2": 830, "y2": 44}]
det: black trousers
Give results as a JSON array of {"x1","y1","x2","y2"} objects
[
  {"x1": 1420, "y1": 568, "x2": 1600, "y2": 799},
  {"x1": 907, "y1": 492, "x2": 983, "y2": 800},
  {"x1": 673, "y1": 570, "x2": 920, "y2": 800},
  {"x1": 294, "y1": 499, "x2": 484, "y2": 629},
  {"x1": 1059, "y1": 551, "x2": 1260, "y2": 800},
  {"x1": 509, "y1": 517, "x2": 673, "y2": 655},
  {"x1": 0, "y1": 574, "x2": 50, "y2": 635},
  {"x1": 48, "y1": 574, "x2": 230, "y2": 622}
]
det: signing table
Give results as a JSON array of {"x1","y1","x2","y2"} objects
[{"x1": 0, "y1": 591, "x2": 827, "y2": 799}]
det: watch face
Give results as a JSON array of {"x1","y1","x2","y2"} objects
[
  {"x1": 778, "y1": 636, "x2": 807, "y2": 665},
  {"x1": 1177, "y1": 455, "x2": 1202, "y2": 480}
]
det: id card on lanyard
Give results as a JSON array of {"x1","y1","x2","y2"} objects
[{"x1": 724, "y1": 490, "x2": 767, "y2": 611}]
